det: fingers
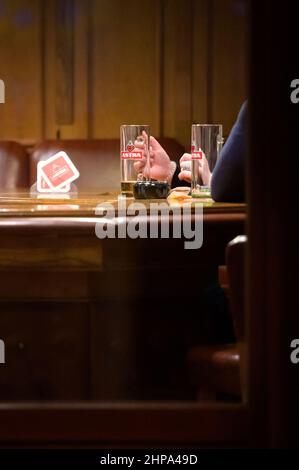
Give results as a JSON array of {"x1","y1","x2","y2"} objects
[
  {"x1": 141, "y1": 130, "x2": 149, "y2": 144},
  {"x1": 133, "y1": 140, "x2": 148, "y2": 164},
  {"x1": 135, "y1": 131, "x2": 148, "y2": 149},
  {"x1": 132, "y1": 144, "x2": 155, "y2": 165},
  {"x1": 178, "y1": 170, "x2": 191, "y2": 183},
  {"x1": 134, "y1": 140, "x2": 146, "y2": 152},
  {"x1": 178, "y1": 153, "x2": 192, "y2": 182},
  {"x1": 149, "y1": 136, "x2": 161, "y2": 150},
  {"x1": 179, "y1": 166, "x2": 204, "y2": 182},
  {"x1": 180, "y1": 160, "x2": 191, "y2": 172},
  {"x1": 133, "y1": 160, "x2": 145, "y2": 173},
  {"x1": 149, "y1": 136, "x2": 170, "y2": 160},
  {"x1": 179, "y1": 153, "x2": 192, "y2": 163},
  {"x1": 179, "y1": 154, "x2": 194, "y2": 184}
]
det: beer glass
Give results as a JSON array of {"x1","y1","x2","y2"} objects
[
  {"x1": 120, "y1": 125, "x2": 150, "y2": 196},
  {"x1": 191, "y1": 124, "x2": 223, "y2": 196}
]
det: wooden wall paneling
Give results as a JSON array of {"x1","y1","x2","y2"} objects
[
  {"x1": 90, "y1": 299, "x2": 140, "y2": 401},
  {"x1": 0, "y1": 271, "x2": 90, "y2": 300},
  {"x1": 210, "y1": 0, "x2": 248, "y2": 135},
  {"x1": 192, "y1": 0, "x2": 209, "y2": 125},
  {"x1": 0, "y1": 0, "x2": 43, "y2": 142},
  {"x1": 0, "y1": 234, "x2": 103, "y2": 271},
  {"x1": 0, "y1": 302, "x2": 90, "y2": 400},
  {"x1": 55, "y1": 0, "x2": 74, "y2": 125},
  {"x1": 0, "y1": 0, "x2": 248, "y2": 143},
  {"x1": 44, "y1": 0, "x2": 89, "y2": 138},
  {"x1": 162, "y1": 0, "x2": 193, "y2": 148},
  {"x1": 90, "y1": 0, "x2": 161, "y2": 139}
]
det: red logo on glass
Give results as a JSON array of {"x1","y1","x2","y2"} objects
[
  {"x1": 121, "y1": 140, "x2": 143, "y2": 160},
  {"x1": 191, "y1": 150, "x2": 204, "y2": 160}
]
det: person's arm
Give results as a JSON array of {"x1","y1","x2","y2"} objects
[{"x1": 211, "y1": 101, "x2": 247, "y2": 202}]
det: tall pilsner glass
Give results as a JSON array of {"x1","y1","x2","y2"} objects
[
  {"x1": 191, "y1": 124, "x2": 223, "y2": 196},
  {"x1": 120, "y1": 125, "x2": 150, "y2": 197}
]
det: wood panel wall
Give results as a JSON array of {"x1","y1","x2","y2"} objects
[
  {"x1": 0, "y1": 0, "x2": 43, "y2": 141},
  {"x1": 0, "y1": 0, "x2": 247, "y2": 146}
]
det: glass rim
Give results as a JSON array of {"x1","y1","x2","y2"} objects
[
  {"x1": 120, "y1": 124, "x2": 150, "y2": 128},
  {"x1": 192, "y1": 123, "x2": 222, "y2": 127}
]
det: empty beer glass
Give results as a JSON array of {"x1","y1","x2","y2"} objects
[{"x1": 191, "y1": 124, "x2": 223, "y2": 197}]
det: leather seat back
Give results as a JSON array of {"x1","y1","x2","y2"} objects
[
  {"x1": 30, "y1": 138, "x2": 186, "y2": 188},
  {"x1": 0, "y1": 141, "x2": 29, "y2": 189},
  {"x1": 226, "y1": 235, "x2": 247, "y2": 341}
]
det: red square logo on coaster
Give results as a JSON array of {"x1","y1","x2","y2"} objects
[
  {"x1": 37, "y1": 167, "x2": 70, "y2": 193},
  {"x1": 39, "y1": 151, "x2": 79, "y2": 190}
]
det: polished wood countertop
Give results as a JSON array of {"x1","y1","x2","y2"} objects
[{"x1": 0, "y1": 188, "x2": 246, "y2": 219}]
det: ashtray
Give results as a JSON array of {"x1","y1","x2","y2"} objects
[{"x1": 133, "y1": 180, "x2": 170, "y2": 199}]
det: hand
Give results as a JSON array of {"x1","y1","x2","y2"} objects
[
  {"x1": 178, "y1": 152, "x2": 212, "y2": 185},
  {"x1": 134, "y1": 133, "x2": 176, "y2": 182},
  {"x1": 178, "y1": 153, "x2": 192, "y2": 183}
]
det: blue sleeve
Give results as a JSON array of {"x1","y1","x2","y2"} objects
[{"x1": 211, "y1": 101, "x2": 247, "y2": 202}]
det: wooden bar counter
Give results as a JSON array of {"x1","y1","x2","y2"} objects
[{"x1": 0, "y1": 189, "x2": 246, "y2": 402}]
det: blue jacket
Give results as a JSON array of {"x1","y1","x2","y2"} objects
[{"x1": 211, "y1": 101, "x2": 247, "y2": 202}]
